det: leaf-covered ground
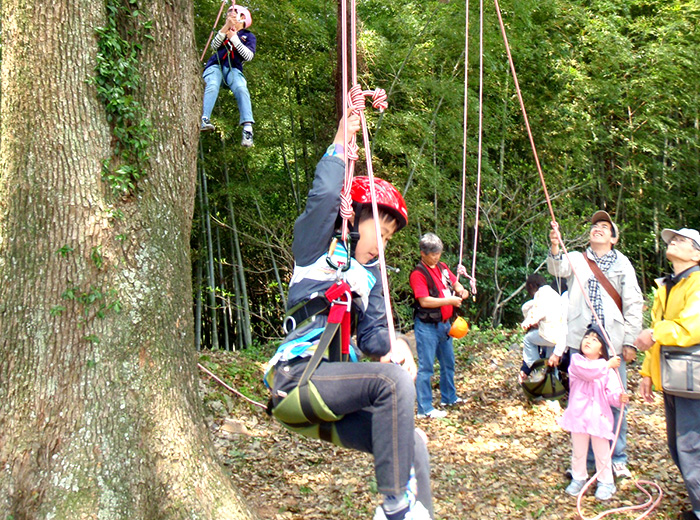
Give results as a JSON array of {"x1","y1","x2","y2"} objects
[{"x1": 199, "y1": 329, "x2": 688, "y2": 519}]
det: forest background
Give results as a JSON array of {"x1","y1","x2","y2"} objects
[
  {"x1": 194, "y1": 0, "x2": 700, "y2": 351},
  {"x1": 0, "y1": 0, "x2": 698, "y2": 517}
]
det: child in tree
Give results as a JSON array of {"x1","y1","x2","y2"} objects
[
  {"x1": 559, "y1": 323, "x2": 629, "y2": 501},
  {"x1": 200, "y1": 4, "x2": 256, "y2": 147},
  {"x1": 265, "y1": 114, "x2": 433, "y2": 520}
]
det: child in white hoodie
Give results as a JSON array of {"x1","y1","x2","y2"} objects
[{"x1": 519, "y1": 274, "x2": 565, "y2": 382}]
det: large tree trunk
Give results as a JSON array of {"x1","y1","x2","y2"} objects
[{"x1": 0, "y1": 0, "x2": 258, "y2": 518}]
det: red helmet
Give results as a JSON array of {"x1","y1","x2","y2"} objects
[
  {"x1": 229, "y1": 5, "x2": 252, "y2": 28},
  {"x1": 351, "y1": 176, "x2": 408, "y2": 230}
]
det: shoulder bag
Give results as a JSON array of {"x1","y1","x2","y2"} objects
[
  {"x1": 658, "y1": 279, "x2": 700, "y2": 399},
  {"x1": 659, "y1": 344, "x2": 700, "y2": 399}
]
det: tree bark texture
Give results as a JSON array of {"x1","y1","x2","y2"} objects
[{"x1": 0, "y1": 0, "x2": 258, "y2": 518}]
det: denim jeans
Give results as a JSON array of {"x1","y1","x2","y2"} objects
[
  {"x1": 414, "y1": 318, "x2": 457, "y2": 414},
  {"x1": 664, "y1": 392, "x2": 700, "y2": 512},
  {"x1": 522, "y1": 329, "x2": 556, "y2": 370},
  {"x1": 202, "y1": 65, "x2": 254, "y2": 125},
  {"x1": 272, "y1": 359, "x2": 433, "y2": 513}
]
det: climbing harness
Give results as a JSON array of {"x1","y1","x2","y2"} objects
[{"x1": 268, "y1": 280, "x2": 353, "y2": 444}]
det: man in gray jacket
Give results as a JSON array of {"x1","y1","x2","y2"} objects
[{"x1": 547, "y1": 210, "x2": 644, "y2": 480}]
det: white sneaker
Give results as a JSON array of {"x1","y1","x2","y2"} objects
[
  {"x1": 612, "y1": 462, "x2": 632, "y2": 479},
  {"x1": 373, "y1": 501, "x2": 431, "y2": 520},
  {"x1": 200, "y1": 117, "x2": 215, "y2": 132},
  {"x1": 440, "y1": 396, "x2": 464, "y2": 407},
  {"x1": 241, "y1": 129, "x2": 254, "y2": 147},
  {"x1": 595, "y1": 482, "x2": 616, "y2": 501},
  {"x1": 416, "y1": 409, "x2": 447, "y2": 419}
]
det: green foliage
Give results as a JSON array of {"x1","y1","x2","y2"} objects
[
  {"x1": 191, "y1": 0, "x2": 700, "y2": 348},
  {"x1": 62, "y1": 284, "x2": 122, "y2": 319},
  {"x1": 56, "y1": 245, "x2": 74, "y2": 257},
  {"x1": 91, "y1": 0, "x2": 154, "y2": 196},
  {"x1": 50, "y1": 305, "x2": 66, "y2": 316},
  {"x1": 90, "y1": 246, "x2": 104, "y2": 269}
]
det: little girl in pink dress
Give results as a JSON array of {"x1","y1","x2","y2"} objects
[{"x1": 559, "y1": 323, "x2": 629, "y2": 501}]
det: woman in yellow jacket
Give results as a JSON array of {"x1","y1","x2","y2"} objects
[{"x1": 635, "y1": 227, "x2": 700, "y2": 520}]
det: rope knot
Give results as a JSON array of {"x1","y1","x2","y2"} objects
[
  {"x1": 347, "y1": 85, "x2": 389, "y2": 113},
  {"x1": 346, "y1": 141, "x2": 359, "y2": 161},
  {"x1": 339, "y1": 187, "x2": 353, "y2": 221},
  {"x1": 370, "y1": 88, "x2": 387, "y2": 112},
  {"x1": 348, "y1": 85, "x2": 366, "y2": 112}
]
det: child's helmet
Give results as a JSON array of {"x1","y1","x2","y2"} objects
[
  {"x1": 449, "y1": 316, "x2": 469, "y2": 339},
  {"x1": 520, "y1": 359, "x2": 567, "y2": 401},
  {"x1": 231, "y1": 5, "x2": 252, "y2": 28},
  {"x1": 351, "y1": 176, "x2": 408, "y2": 230}
]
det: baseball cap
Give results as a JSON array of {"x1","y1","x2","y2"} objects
[
  {"x1": 661, "y1": 228, "x2": 700, "y2": 249},
  {"x1": 591, "y1": 210, "x2": 618, "y2": 238}
]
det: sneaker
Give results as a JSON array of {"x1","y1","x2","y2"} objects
[
  {"x1": 594, "y1": 482, "x2": 616, "y2": 501},
  {"x1": 440, "y1": 397, "x2": 464, "y2": 407},
  {"x1": 416, "y1": 409, "x2": 447, "y2": 419},
  {"x1": 612, "y1": 462, "x2": 632, "y2": 480},
  {"x1": 241, "y1": 129, "x2": 254, "y2": 147},
  {"x1": 200, "y1": 117, "x2": 215, "y2": 132},
  {"x1": 373, "y1": 501, "x2": 431, "y2": 520},
  {"x1": 565, "y1": 479, "x2": 586, "y2": 496}
]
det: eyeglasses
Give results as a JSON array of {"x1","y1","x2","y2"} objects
[{"x1": 670, "y1": 235, "x2": 692, "y2": 244}]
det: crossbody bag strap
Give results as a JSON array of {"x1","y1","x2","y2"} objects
[{"x1": 584, "y1": 254, "x2": 623, "y2": 313}]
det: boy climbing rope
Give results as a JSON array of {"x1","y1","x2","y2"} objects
[
  {"x1": 265, "y1": 114, "x2": 434, "y2": 520},
  {"x1": 200, "y1": 3, "x2": 256, "y2": 147}
]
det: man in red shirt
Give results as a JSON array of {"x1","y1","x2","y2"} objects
[{"x1": 409, "y1": 233, "x2": 469, "y2": 418}]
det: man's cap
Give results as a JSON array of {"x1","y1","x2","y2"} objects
[
  {"x1": 661, "y1": 228, "x2": 700, "y2": 250},
  {"x1": 591, "y1": 210, "x2": 618, "y2": 238}
]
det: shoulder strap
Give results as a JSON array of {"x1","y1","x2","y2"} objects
[
  {"x1": 414, "y1": 262, "x2": 440, "y2": 298},
  {"x1": 439, "y1": 262, "x2": 454, "y2": 291},
  {"x1": 584, "y1": 254, "x2": 622, "y2": 312}
]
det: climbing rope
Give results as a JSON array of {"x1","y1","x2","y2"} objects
[
  {"x1": 200, "y1": 0, "x2": 232, "y2": 63},
  {"x1": 198, "y1": 363, "x2": 268, "y2": 410},
  {"x1": 491, "y1": 0, "x2": 663, "y2": 517},
  {"x1": 469, "y1": 0, "x2": 485, "y2": 299},
  {"x1": 456, "y1": 0, "x2": 480, "y2": 298},
  {"x1": 336, "y1": 0, "x2": 396, "y2": 353},
  {"x1": 457, "y1": 0, "x2": 471, "y2": 293}
]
